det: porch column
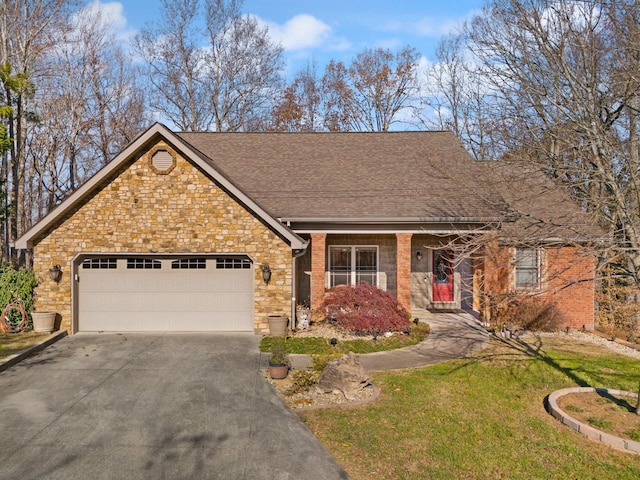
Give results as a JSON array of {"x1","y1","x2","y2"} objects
[
  {"x1": 310, "y1": 233, "x2": 327, "y2": 310},
  {"x1": 396, "y1": 233, "x2": 412, "y2": 310}
]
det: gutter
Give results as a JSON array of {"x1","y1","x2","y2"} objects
[
  {"x1": 278, "y1": 216, "x2": 500, "y2": 224},
  {"x1": 290, "y1": 247, "x2": 308, "y2": 331}
]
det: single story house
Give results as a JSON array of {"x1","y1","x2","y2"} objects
[{"x1": 14, "y1": 123, "x2": 597, "y2": 334}]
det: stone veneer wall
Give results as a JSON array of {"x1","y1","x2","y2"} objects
[{"x1": 31, "y1": 141, "x2": 292, "y2": 334}]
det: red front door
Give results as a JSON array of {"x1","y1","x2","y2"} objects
[{"x1": 432, "y1": 250, "x2": 454, "y2": 302}]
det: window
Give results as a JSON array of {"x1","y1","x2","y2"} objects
[
  {"x1": 171, "y1": 258, "x2": 206, "y2": 269},
  {"x1": 82, "y1": 258, "x2": 117, "y2": 269},
  {"x1": 216, "y1": 258, "x2": 251, "y2": 269},
  {"x1": 328, "y1": 246, "x2": 377, "y2": 288},
  {"x1": 515, "y1": 247, "x2": 540, "y2": 289},
  {"x1": 127, "y1": 258, "x2": 161, "y2": 269}
]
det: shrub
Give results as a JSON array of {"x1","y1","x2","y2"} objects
[
  {"x1": 494, "y1": 293, "x2": 564, "y2": 332},
  {"x1": 269, "y1": 348, "x2": 290, "y2": 366},
  {"x1": 0, "y1": 267, "x2": 38, "y2": 326},
  {"x1": 311, "y1": 353, "x2": 342, "y2": 372},
  {"x1": 285, "y1": 370, "x2": 320, "y2": 396},
  {"x1": 320, "y1": 283, "x2": 411, "y2": 335},
  {"x1": 596, "y1": 282, "x2": 639, "y2": 338}
]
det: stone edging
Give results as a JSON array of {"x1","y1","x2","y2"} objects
[
  {"x1": 0, "y1": 330, "x2": 68, "y2": 373},
  {"x1": 548, "y1": 386, "x2": 640, "y2": 454}
]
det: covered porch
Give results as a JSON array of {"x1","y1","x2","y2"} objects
[{"x1": 294, "y1": 232, "x2": 474, "y2": 314}]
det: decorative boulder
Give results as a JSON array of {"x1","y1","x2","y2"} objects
[{"x1": 317, "y1": 352, "x2": 372, "y2": 400}]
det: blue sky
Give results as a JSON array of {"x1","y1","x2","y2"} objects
[{"x1": 93, "y1": 0, "x2": 485, "y2": 77}]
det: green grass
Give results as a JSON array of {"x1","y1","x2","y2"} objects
[
  {"x1": 299, "y1": 336, "x2": 640, "y2": 479},
  {"x1": 627, "y1": 428, "x2": 640, "y2": 442},
  {"x1": 587, "y1": 416, "x2": 613, "y2": 430},
  {"x1": 563, "y1": 404, "x2": 584, "y2": 413},
  {"x1": 259, "y1": 323, "x2": 429, "y2": 354}
]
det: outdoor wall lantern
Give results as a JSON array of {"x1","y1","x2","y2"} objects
[
  {"x1": 416, "y1": 250, "x2": 423, "y2": 261},
  {"x1": 49, "y1": 264, "x2": 62, "y2": 283},
  {"x1": 261, "y1": 264, "x2": 272, "y2": 284}
]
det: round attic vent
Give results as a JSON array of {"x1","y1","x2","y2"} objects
[{"x1": 149, "y1": 148, "x2": 176, "y2": 174}]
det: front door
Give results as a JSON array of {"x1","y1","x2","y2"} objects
[{"x1": 432, "y1": 250, "x2": 454, "y2": 302}]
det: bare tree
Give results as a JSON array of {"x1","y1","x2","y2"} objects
[
  {"x1": 134, "y1": 0, "x2": 284, "y2": 132},
  {"x1": 204, "y1": 0, "x2": 284, "y2": 131},
  {"x1": 430, "y1": 0, "x2": 640, "y2": 408},
  {"x1": 133, "y1": 0, "x2": 209, "y2": 131},
  {"x1": 274, "y1": 46, "x2": 422, "y2": 132},
  {"x1": 0, "y1": 0, "x2": 76, "y2": 265},
  {"x1": 423, "y1": 34, "x2": 497, "y2": 160},
  {"x1": 431, "y1": 1, "x2": 640, "y2": 288},
  {"x1": 0, "y1": 1, "x2": 149, "y2": 264},
  {"x1": 323, "y1": 46, "x2": 421, "y2": 132},
  {"x1": 270, "y1": 61, "x2": 323, "y2": 132},
  {"x1": 464, "y1": 0, "x2": 640, "y2": 284}
]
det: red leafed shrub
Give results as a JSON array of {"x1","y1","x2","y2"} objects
[{"x1": 320, "y1": 283, "x2": 411, "y2": 335}]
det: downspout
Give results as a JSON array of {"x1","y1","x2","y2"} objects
[{"x1": 291, "y1": 246, "x2": 308, "y2": 331}]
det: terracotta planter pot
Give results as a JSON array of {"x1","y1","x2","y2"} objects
[
  {"x1": 32, "y1": 312, "x2": 56, "y2": 333},
  {"x1": 269, "y1": 364, "x2": 289, "y2": 379},
  {"x1": 268, "y1": 316, "x2": 288, "y2": 337}
]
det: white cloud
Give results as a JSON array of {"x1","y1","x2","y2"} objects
[
  {"x1": 385, "y1": 9, "x2": 480, "y2": 39},
  {"x1": 375, "y1": 38, "x2": 402, "y2": 50},
  {"x1": 257, "y1": 14, "x2": 332, "y2": 51},
  {"x1": 76, "y1": 1, "x2": 135, "y2": 42}
]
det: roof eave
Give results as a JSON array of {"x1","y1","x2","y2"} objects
[{"x1": 279, "y1": 216, "x2": 501, "y2": 224}]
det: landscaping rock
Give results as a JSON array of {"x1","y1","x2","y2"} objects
[{"x1": 317, "y1": 352, "x2": 372, "y2": 400}]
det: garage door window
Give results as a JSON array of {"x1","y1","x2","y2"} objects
[
  {"x1": 127, "y1": 258, "x2": 161, "y2": 269},
  {"x1": 171, "y1": 258, "x2": 207, "y2": 269},
  {"x1": 216, "y1": 258, "x2": 251, "y2": 269},
  {"x1": 82, "y1": 258, "x2": 117, "y2": 269}
]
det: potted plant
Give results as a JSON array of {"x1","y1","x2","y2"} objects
[{"x1": 268, "y1": 348, "x2": 290, "y2": 379}]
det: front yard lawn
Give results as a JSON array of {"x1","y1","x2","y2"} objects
[
  {"x1": 300, "y1": 335, "x2": 640, "y2": 479},
  {"x1": 0, "y1": 332, "x2": 50, "y2": 361},
  {"x1": 260, "y1": 323, "x2": 429, "y2": 355}
]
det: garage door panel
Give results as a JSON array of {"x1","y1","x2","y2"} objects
[
  {"x1": 78, "y1": 256, "x2": 254, "y2": 332},
  {"x1": 80, "y1": 312, "x2": 250, "y2": 332},
  {"x1": 80, "y1": 291, "x2": 252, "y2": 313}
]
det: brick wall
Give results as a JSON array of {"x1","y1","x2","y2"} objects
[
  {"x1": 396, "y1": 233, "x2": 412, "y2": 310},
  {"x1": 31, "y1": 141, "x2": 292, "y2": 333},
  {"x1": 545, "y1": 247, "x2": 595, "y2": 330},
  {"x1": 310, "y1": 233, "x2": 326, "y2": 310},
  {"x1": 476, "y1": 242, "x2": 595, "y2": 330}
]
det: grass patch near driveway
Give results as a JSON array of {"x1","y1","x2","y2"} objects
[
  {"x1": 260, "y1": 323, "x2": 429, "y2": 355},
  {"x1": 0, "y1": 332, "x2": 50, "y2": 360},
  {"x1": 300, "y1": 336, "x2": 640, "y2": 479}
]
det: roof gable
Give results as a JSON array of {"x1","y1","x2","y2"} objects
[{"x1": 14, "y1": 123, "x2": 307, "y2": 250}]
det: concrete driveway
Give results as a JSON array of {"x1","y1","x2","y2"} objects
[{"x1": 0, "y1": 333, "x2": 348, "y2": 480}]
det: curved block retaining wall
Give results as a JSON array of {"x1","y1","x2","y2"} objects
[{"x1": 548, "y1": 387, "x2": 640, "y2": 454}]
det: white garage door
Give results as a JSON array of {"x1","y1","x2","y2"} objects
[{"x1": 78, "y1": 256, "x2": 254, "y2": 332}]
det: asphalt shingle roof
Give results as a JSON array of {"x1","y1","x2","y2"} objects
[
  {"x1": 177, "y1": 131, "x2": 503, "y2": 221},
  {"x1": 176, "y1": 130, "x2": 599, "y2": 240}
]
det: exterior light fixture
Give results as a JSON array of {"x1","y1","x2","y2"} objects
[
  {"x1": 416, "y1": 250, "x2": 423, "y2": 261},
  {"x1": 413, "y1": 318, "x2": 420, "y2": 326},
  {"x1": 49, "y1": 264, "x2": 62, "y2": 283},
  {"x1": 261, "y1": 265, "x2": 272, "y2": 284},
  {"x1": 330, "y1": 337, "x2": 338, "y2": 346}
]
